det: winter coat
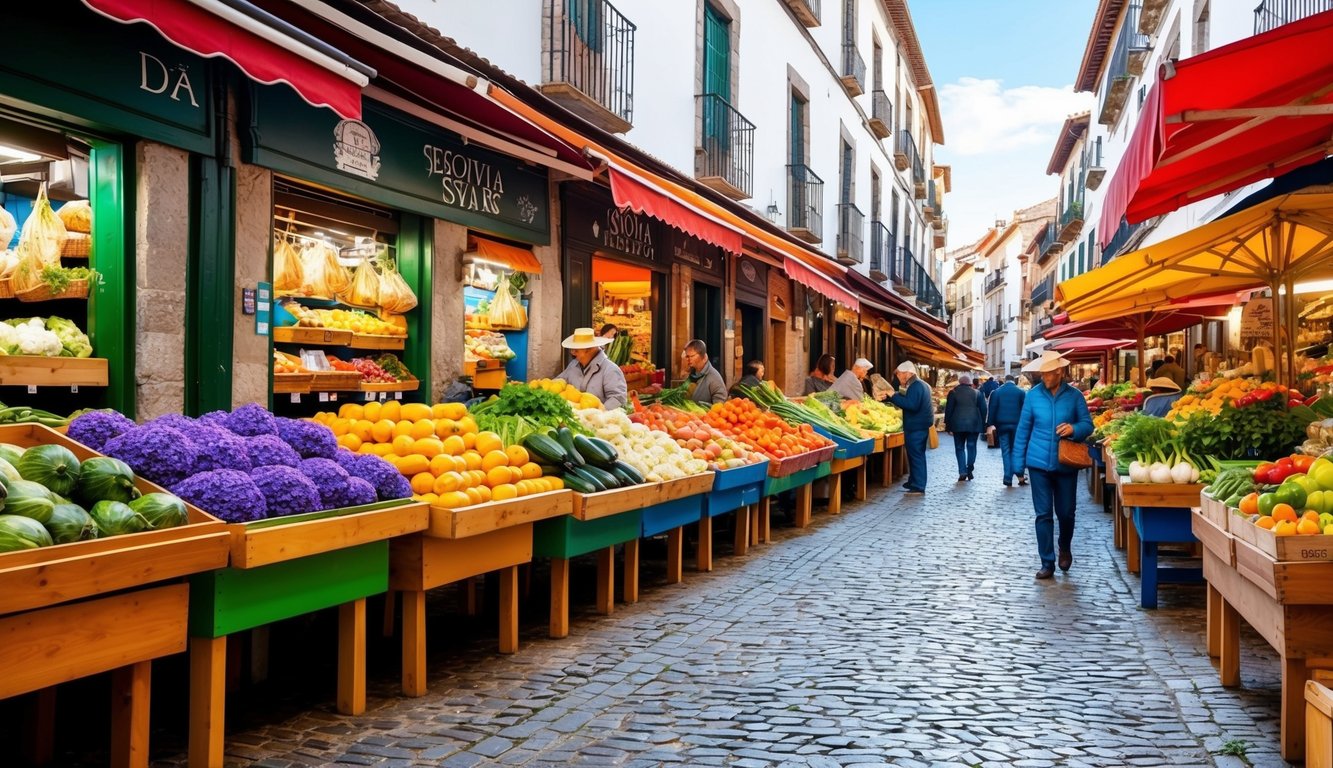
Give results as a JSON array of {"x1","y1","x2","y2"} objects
[
  {"x1": 1013, "y1": 381, "x2": 1094, "y2": 474},
  {"x1": 555, "y1": 351, "x2": 627, "y2": 410},
  {"x1": 985, "y1": 382, "x2": 1026, "y2": 430},
  {"x1": 888, "y1": 376, "x2": 935, "y2": 432},
  {"x1": 979, "y1": 378, "x2": 1000, "y2": 401},
  {"x1": 944, "y1": 385, "x2": 986, "y2": 433},
  {"x1": 686, "y1": 361, "x2": 728, "y2": 405}
]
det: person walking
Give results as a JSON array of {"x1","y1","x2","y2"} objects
[
  {"x1": 682, "y1": 339, "x2": 728, "y2": 405},
  {"x1": 1154, "y1": 355, "x2": 1187, "y2": 389},
  {"x1": 555, "y1": 328, "x2": 627, "y2": 410},
  {"x1": 944, "y1": 374, "x2": 986, "y2": 482},
  {"x1": 1014, "y1": 351, "x2": 1094, "y2": 580},
  {"x1": 978, "y1": 373, "x2": 1000, "y2": 403},
  {"x1": 802, "y1": 354, "x2": 836, "y2": 395},
  {"x1": 986, "y1": 375, "x2": 1027, "y2": 487},
  {"x1": 889, "y1": 361, "x2": 934, "y2": 495}
]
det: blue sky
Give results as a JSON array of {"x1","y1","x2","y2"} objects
[{"x1": 911, "y1": 0, "x2": 1097, "y2": 248}]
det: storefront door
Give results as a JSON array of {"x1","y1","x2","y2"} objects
[
  {"x1": 692, "y1": 282, "x2": 722, "y2": 370},
  {"x1": 738, "y1": 301, "x2": 764, "y2": 377}
]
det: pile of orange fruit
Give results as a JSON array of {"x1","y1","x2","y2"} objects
[
  {"x1": 1166, "y1": 377, "x2": 1263, "y2": 420},
  {"x1": 311, "y1": 400, "x2": 561, "y2": 509},
  {"x1": 702, "y1": 398, "x2": 833, "y2": 461}
]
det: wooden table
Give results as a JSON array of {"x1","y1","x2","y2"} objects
[
  {"x1": 882, "y1": 432, "x2": 905, "y2": 488},
  {"x1": 1118, "y1": 482, "x2": 1205, "y2": 608},
  {"x1": 1193, "y1": 510, "x2": 1333, "y2": 760},
  {"x1": 639, "y1": 474, "x2": 714, "y2": 585},
  {"x1": 698, "y1": 461, "x2": 769, "y2": 571},
  {"x1": 390, "y1": 491, "x2": 572, "y2": 696}
]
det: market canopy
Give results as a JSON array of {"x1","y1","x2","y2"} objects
[
  {"x1": 1097, "y1": 9, "x2": 1333, "y2": 246},
  {"x1": 83, "y1": 0, "x2": 374, "y2": 119},
  {"x1": 1046, "y1": 337, "x2": 1133, "y2": 353},
  {"x1": 1044, "y1": 294, "x2": 1237, "y2": 339},
  {"x1": 608, "y1": 166, "x2": 744, "y2": 254}
]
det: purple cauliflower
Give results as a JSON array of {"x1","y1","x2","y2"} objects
[
  {"x1": 343, "y1": 477, "x2": 378, "y2": 506},
  {"x1": 66, "y1": 409, "x2": 137, "y2": 451},
  {"x1": 246, "y1": 435, "x2": 301, "y2": 468},
  {"x1": 173, "y1": 469, "x2": 267, "y2": 522},
  {"x1": 224, "y1": 403, "x2": 278, "y2": 437},
  {"x1": 334, "y1": 450, "x2": 411, "y2": 501},
  {"x1": 300, "y1": 457, "x2": 352, "y2": 509},
  {"x1": 198, "y1": 410, "x2": 228, "y2": 427},
  {"x1": 181, "y1": 423, "x2": 252, "y2": 473},
  {"x1": 103, "y1": 425, "x2": 199, "y2": 488},
  {"x1": 249, "y1": 465, "x2": 321, "y2": 516},
  {"x1": 276, "y1": 417, "x2": 338, "y2": 459},
  {"x1": 146, "y1": 413, "x2": 199, "y2": 433}
]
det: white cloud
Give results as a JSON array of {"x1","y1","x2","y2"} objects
[{"x1": 939, "y1": 77, "x2": 1093, "y2": 156}]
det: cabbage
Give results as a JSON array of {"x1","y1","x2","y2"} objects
[
  {"x1": 0, "y1": 514, "x2": 52, "y2": 552},
  {"x1": 128, "y1": 493, "x2": 187, "y2": 530},
  {"x1": 17, "y1": 444, "x2": 82, "y2": 497},
  {"x1": 45, "y1": 503, "x2": 97, "y2": 543},
  {"x1": 75, "y1": 456, "x2": 138, "y2": 506},
  {"x1": 5, "y1": 479, "x2": 56, "y2": 524},
  {"x1": 89, "y1": 500, "x2": 148, "y2": 537}
]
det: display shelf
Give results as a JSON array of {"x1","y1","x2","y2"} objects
[
  {"x1": 273, "y1": 372, "x2": 314, "y2": 394},
  {"x1": 273, "y1": 325, "x2": 353, "y2": 346},
  {"x1": 571, "y1": 473, "x2": 714, "y2": 521},
  {"x1": 426, "y1": 490, "x2": 572, "y2": 539},
  {"x1": 309, "y1": 370, "x2": 363, "y2": 391},
  {"x1": 1227, "y1": 513, "x2": 1333, "y2": 563},
  {"x1": 350, "y1": 333, "x2": 406, "y2": 350},
  {"x1": 361, "y1": 378, "x2": 419, "y2": 393},
  {"x1": 0, "y1": 356, "x2": 108, "y2": 387}
]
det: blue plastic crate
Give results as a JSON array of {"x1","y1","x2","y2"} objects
[{"x1": 812, "y1": 426, "x2": 875, "y2": 459}]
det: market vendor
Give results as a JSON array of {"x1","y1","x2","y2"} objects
[
  {"x1": 682, "y1": 339, "x2": 727, "y2": 405},
  {"x1": 1140, "y1": 376, "x2": 1183, "y2": 418},
  {"x1": 598, "y1": 323, "x2": 619, "y2": 340},
  {"x1": 555, "y1": 327, "x2": 627, "y2": 410},
  {"x1": 831, "y1": 358, "x2": 886, "y2": 401}
]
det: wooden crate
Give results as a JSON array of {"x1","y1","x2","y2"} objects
[
  {"x1": 768, "y1": 444, "x2": 836, "y2": 477},
  {"x1": 1228, "y1": 514, "x2": 1333, "y2": 563},
  {"x1": 273, "y1": 325, "x2": 353, "y2": 346},
  {"x1": 1118, "y1": 481, "x2": 1205, "y2": 509},
  {"x1": 350, "y1": 333, "x2": 406, "y2": 350},
  {"x1": 1200, "y1": 493, "x2": 1233, "y2": 529},
  {"x1": 572, "y1": 473, "x2": 714, "y2": 521},
  {"x1": 223, "y1": 500, "x2": 429, "y2": 569},
  {"x1": 0, "y1": 356, "x2": 109, "y2": 387},
  {"x1": 310, "y1": 370, "x2": 363, "y2": 391},
  {"x1": 273, "y1": 372, "x2": 313, "y2": 394},
  {"x1": 427, "y1": 490, "x2": 573, "y2": 539},
  {"x1": 1191, "y1": 508, "x2": 1236, "y2": 567},
  {"x1": 885, "y1": 432, "x2": 904, "y2": 448},
  {"x1": 361, "y1": 378, "x2": 420, "y2": 393}
]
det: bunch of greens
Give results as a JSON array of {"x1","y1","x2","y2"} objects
[
  {"x1": 470, "y1": 382, "x2": 588, "y2": 434},
  {"x1": 1110, "y1": 414, "x2": 1176, "y2": 467},
  {"x1": 1175, "y1": 399, "x2": 1314, "y2": 461},
  {"x1": 808, "y1": 389, "x2": 847, "y2": 416},
  {"x1": 473, "y1": 412, "x2": 544, "y2": 447},
  {"x1": 39, "y1": 264, "x2": 101, "y2": 295}
]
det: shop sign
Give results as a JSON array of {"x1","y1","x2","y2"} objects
[
  {"x1": 768, "y1": 271, "x2": 790, "y2": 322},
  {"x1": 1240, "y1": 297, "x2": 1274, "y2": 349},
  {"x1": 669, "y1": 231, "x2": 723, "y2": 280},
  {"x1": 246, "y1": 87, "x2": 550, "y2": 243},
  {"x1": 735, "y1": 256, "x2": 768, "y2": 305},
  {"x1": 563, "y1": 185, "x2": 663, "y2": 265}
]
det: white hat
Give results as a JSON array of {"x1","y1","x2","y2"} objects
[
  {"x1": 1021, "y1": 350, "x2": 1071, "y2": 373},
  {"x1": 1146, "y1": 376, "x2": 1181, "y2": 392},
  {"x1": 561, "y1": 327, "x2": 614, "y2": 350},
  {"x1": 853, "y1": 358, "x2": 874, "y2": 370},
  {"x1": 895, "y1": 360, "x2": 917, "y2": 374}
]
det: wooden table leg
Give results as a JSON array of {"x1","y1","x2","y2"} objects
[
  {"x1": 828, "y1": 472, "x2": 843, "y2": 515},
  {"x1": 1283, "y1": 655, "x2": 1309, "y2": 760},
  {"x1": 665, "y1": 527, "x2": 684, "y2": 584},
  {"x1": 881, "y1": 449, "x2": 891, "y2": 488},
  {"x1": 549, "y1": 557, "x2": 570, "y2": 639},
  {"x1": 596, "y1": 546, "x2": 615, "y2": 614},
  {"x1": 696, "y1": 515, "x2": 713, "y2": 572},
  {"x1": 759, "y1": 501, "x2": 771, "y2": 543},
  {"x1": 734, "y1": 506, "x2": 750, "y2": 556},
  {"x1": 1126, "y1": 512, "x2": 1141, "y2": 574},
  {"x1": 23, "y1": 687, "x2": 56, "y2": 766},
  {"x1": 110, "y1": 661, "x2": 151, "y2": 768},
  {"x1": 189, "y1": 635, "x2": 226, "y2": 768},
  {"x1": 751, "y1": 500, "x2": 763, "y2": 546},
  {"x1": 1113, "y1": 496, "x2": 1126, "y2": 550},
  {"x1": 498, "y1": 565, "x2": 519, "y2": 654},
  {"x1": 1206, "y1": 583, "x2": 1222, "y2": 660},
  {"x1": 401, "y1": 589, "x2": 426, "y2": 696},
  {"x1": 337, "y1": 599, "x2": 366, "y2": 716},
  {"x1": 855, "y1": 462, "x2": 867, "y2": 501},
  {"x1": 623, "y1": 539, "x2": 640, "y2": 604},
  {"x1": 795, "y1": 484, "x2": 813, "y2": 528},
  {"x1": 464, "y1": 578, "x2": 479, "y2": 616},
  {"x1": 1220, "y1": 596, "x2": 1241, "y2": 687},
  {"x1": 381, "y1": 590, "x2": 396, "y2": 638}
]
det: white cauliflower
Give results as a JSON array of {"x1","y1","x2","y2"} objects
[{"x1": 14, "y1": 317, "x2": 62, "y2": 356}]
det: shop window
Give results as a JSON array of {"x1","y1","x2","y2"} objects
[
  {"x1": 592, "y1": 257, "x2": 656, "y2": 377},
  {"x1": 569, "y1": 0, "x2": 603, "y2": 52},
  {"x1": 463, "y1": 235, "x2": 538, "y2": 388}
]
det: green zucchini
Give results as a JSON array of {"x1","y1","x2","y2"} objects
[
  {"x1": 523, "y1": 433, "x2": 570, "y2": 467},
  {"x1": 607, "y1": 464, "x2": 638, "y2": 487},
  {"x1": 560, "y1": 471, "x2": 599, "y2": 494},
  {"x1": 555, "y1": 427, "x2": 584, "y2": 467},
  {"x1": 610, "y1": 460, "x2": 645, "y2": 486},
  {"x1": 577, "y1": 464, "x2": 621, "y2": 490},
  {"x1": 573, "y1": 434, "x2": 618, "y2": 467},
  {"x1": 566, "y1": 465, "x2": 606, "y2": 492}
]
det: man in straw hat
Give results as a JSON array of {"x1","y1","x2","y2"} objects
[
  {"x1": 1140, "y1": 376, "x2": 1183, "y2": 418},
  {"x1": 889, "y1": 360, "x2": 934, "y2": 495},
  {"x1": 555, "y1": 327, "x2": 627, "y2": 410},
  {"x1": 1013, "y1": 351, "x2": 1094, "y2": 580}
]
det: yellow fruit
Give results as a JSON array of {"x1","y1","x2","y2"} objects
[
  {"x1": 339, "y1": 403, "x2": 364, "y2": 420},
  {"x1": 398, "y1": 454, "x2": 430, "y2": 477},
  {"x1": 369, "y1": 443, "x2": 395, "y2": 457},
  {"x1": 418, "y1": 492, "x2": 439, "y2": 506},
  {"x1": 505, "y1": 445, "x2": 530, "y2": 467},
  {"x1": 507, "y1": 466, "x2": 524, "y2": 483},
  {"x1": 434, "y1": 418, "x2": 457, "y2": 438},
  {"x1": 461, "y1": 431, "x2": 478, "y2": 450},
  {"x1": 486, "y1": 465, "x2": 512, "y2": 487},
  {"x1": 380, "y1": 400, "x2": 401, "y2": 422},
  {"x1": 443, "y1": 402, "x2": 467, "y2": 420},
  {"x1": 392, "y1": 420, "x2": 414, "y2": 438},
  {"x1": 562, "y1": 388, "x2": 581, "y2": 403},
  {"x1": 491, "y1": 483, "x2": 518, "y2": 501},
  {"x1": 481, "y1": 450, "x2": 510, "y2": 472},
  {"x1": 399, "y1": 403, "x2": 429, "y2": 422},
  {"x1": 409, "y1": 419, "x2": 435, "y2": 439},
  {"x1": 474, "y1": 485, "x2": 492, "y2": 502},
  {"x1": 442, "y1": 435, "x2": 467, "y2": 456},
  {"x1": 475, "y1": 431, "x2": 504, "y2": 455},
  {"x1": 412, "y1": 437, "x2": 444, "y2": 458},
  {"x1": 464, "y1": 487, "x2": 484, "y2": 505},
  {"x1": 352, "y1": 420, "x2": 374, "y2": 442},
  {"x1": 392, "y1": 434, "x2": 416, "y2": 457},
  {"x1": 545, "y1": 476, "x2": 564, "y2": 490},
  {"x1": 429, "y1": 454, "x2": 453, "y2": 475},
  {"x1": 457, "y1": 416, "x2": 478, "y2": 435},
  {"x1": 330, "y1": 418, "x2": 350, "y2": 437},
  {"x1": 515, "y1": 479, "x2": 534, "y2": 496},
  {"x1": 371, "y1": 419, "x2": 395, "y2": 443},
  {"x1": 363, "y1": 401, "x2": 382, "y2": 421},
  {"x1": 433, "y1": 471, "x2": 463, "y2": 494},
  {"x1": 462, "y1": 450, "x2": 483, "y2": 471},
  {"x1": 338, "y1": 433, "x2": 363, "y2": 451},
  {"x1": 437, "y1": 491, "x2": 471, "y2": 509},
  {"x1": 410, "y1": 471, "x2": 435, "y2": 495},
  {"x1": 1274, "y1": 520, "x2": 1299, "y2": 537},
  {"x1": 520, "y1": 462, "x2": 542, "y2": 479},
  {"x1": 1297, "y1": 518, "x2": 1322, "y2": 535}
]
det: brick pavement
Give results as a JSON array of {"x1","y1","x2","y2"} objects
[{"x1": 148, "y1": 444, "x2": 1291, "y2": 768}]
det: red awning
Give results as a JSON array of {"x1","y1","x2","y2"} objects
[
  {"x1": 83, "y1": 0, "x2": 370, "y2": 119},
  {"x1": 1043, "y1": 298, "x2": 1233, "y2": 341},
  {"x1": 608, "y1": 167, "x2": 744, "y2": 254},
  {"x1": 471, "y1": 237, "x2": 542, "y2": 274},
  {"x1": 782, "y1": 256, "x2": 859, "y2": 311},
  {"x1": 1099, "y1": 9, "x2": 1333, "y2": 246},
  {"x1": 1047, "y1": 337, "x2": 1133, "y2": 353}
]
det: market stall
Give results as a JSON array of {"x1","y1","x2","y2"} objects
[{"x1": 462, "y1": 236, "x2": 539, "y2": 390}]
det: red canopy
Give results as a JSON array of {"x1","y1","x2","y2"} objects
[
  {"x1": 781, "y1": 255, "x2": 859, "y2": 311},
  {"x1": 1043, "y1": 298, "x2": 1234, "y2": 341},
  {"x1": 608, "y1": 167, "x2": 744, "y2": 254},
  {"x1": 1098, "y1": 9, "x2": 1333, "y2": 246},
  {"x1": 83, "y1": 0, "x2": 371, "y2": 119},
  {"x1": 1047, "y1": 337, "x2": 1133, "y2": 353}
]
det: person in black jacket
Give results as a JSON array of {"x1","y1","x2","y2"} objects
[
  {"x1": 889, "y1": 360, "x2": 934, "y2": 495},
  {"x1": 986, "y1": 375, "x2": 1027, "y2": 487},
  {"x1": 944, "y1": 375, "x2": 986, "y2": 481}
]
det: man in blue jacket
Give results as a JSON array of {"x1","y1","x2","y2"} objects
[
  {"x1": 890, "y1": 360, "x2": 934, "y2": 494},
  {"x1": 986, "y1": 375, "x2": 1026, "y2": 487},
  {"x1": 1013, "y1": 352, "x2": 1094, "y2": 579}
]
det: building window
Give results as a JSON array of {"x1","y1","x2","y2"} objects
[
  {"x1": 568, "y1": 0, "x2": 602, "y2": 51},
  {"x1": 839, "y1": 138, "x2": 854, "y2": 204},
  {"x1": 1078, "y1": 242, "x2": 1085, "y2": 274},
  {"x1": 789, "y1": 90, "x2": 808, "y2": 166}
]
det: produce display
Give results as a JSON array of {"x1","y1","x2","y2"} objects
[
  {"x1": 279, "y1": 300, "x2": 405, "y2": 337},
  {"x1": 1218, "y1": 454, "x2": 1333, "y2": 537},
  {"x1": 0, "y1": 441, "x2": 189, "y2": 553},
  {"x1": 1166, "y1": 377, "x2": 1306, "y2": 420},
  {"x1": 842, "y1": 396, "x2": 904, "y2": 434},
  {"x1": 737, "y1": 381, "x2": 863, "y2": 441},
  {"x1": 521, "y1": 424, "x2": 652, "y2": 492},
  {"x1": 703, "y1": 398, "x2": 834, "y2": 461},
  {"x1": 471, "y1": 380, "x2": 601, "y2": 435},
  {"x1": 465, "y1": 329, "x2": 516, "y2": 362},
  {"x1": 0, "y1": 316, "x2": 92, "y2": 357},
  {"x1": 1109, "y1": 415, "x2": 1203, "y2": 484},
  {"x1": 0, "y1": 402, "x2": 74, "y2": 428},
  {"x1": 628, "y1": 403, "x2": 765, "y2": 470},
  {"x1": 571, "y1": 408, "x2": 710, "y2": 483}
]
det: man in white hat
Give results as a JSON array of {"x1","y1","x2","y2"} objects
[
  {"x1": 1140, "y1": 376, "x2": 1183, "y2": 418},
  {"x1": 830, "y1": 357, "x2": 878, "y2": 401},
  {"x1": 555, "y1": 327, "x2": 627, "y2": 410},
  {"x1": 889, "y1": 360, "x2": 934, "y2": 494},
  {"x1": 1013, "y1": 350, "x2": 1094, "y2": 579}
]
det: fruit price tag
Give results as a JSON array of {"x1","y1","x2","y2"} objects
[
  {"x1": 26, "y1": 385, "x2": 37, "y2": 394},
  {"x1": 318, "y1": 392, "x2": 329, "y2": 402},
  {"x1": 394, "y1": 391, "x2": 402, "y2": 400},
  {"x1": 70, "y1": 385, "x2": 79, "y2": 394},
  {"x1": 290, "y1": 393, "x2": 301, "y2": 403},
  {"x1": 379, "y1": 392, "x2": 388, "y2": 401},
  {"x1": 364, "y1": 391, "x2": 374, "y2": 401},
  {"x1": 330, "y1": 392, "x2": 338, "y2": 401}
]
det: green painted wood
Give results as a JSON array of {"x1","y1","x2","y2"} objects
[
  {"x1": 188, "y1": 542, "x2": 388, "y2": 638},
  {"x1": 397, "y1": 215, "x2": 431, "y2": 400},
  {"x1": 88, "y1": 140, "x2": 135, "y2": 417},
  {"x1": 764, "y1": 465, "x2": 820, "y2": 497},
  {"x1": 814, "y1": 461, "x2": 832, "y2": 480},
  {"x1": 186, "y1": 153, "x2": 236, "y2": 415},
  {"x1": 532, "y1": 510, "x2": 642, "y2": 560}
]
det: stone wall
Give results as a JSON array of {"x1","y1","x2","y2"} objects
[
  {"x1": 527, "y1": 186, "x2": 565, "y2": 380},
  {"x1": 232, "y1": 161, "x2": 272, "y2": 408},
  {"x1": 430, "y1": 220, "x2": 466, "y2": 400},
  {"x1": 134, "y1": 142, "x2": 189, "y2": 420}
]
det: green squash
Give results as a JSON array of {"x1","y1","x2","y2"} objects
[
  {"x1": 0, "y1": 514, "x2": 53, "y2": 552},
  {"x1": 129, "y1": 493, "x2": 188, "y2": 530},
  {"x1": 17, "y1": 444, "x2": 82, "y2": 497},
  {"x1": 89, "y1": 500, "x2": 148, "y2": 537},
  {"x1": 45, "y1": 503, "x2": 97, "y2": 544},
  {"x1": 0, "y1": 443, "x2": 26, "y2": 468},
  {"x1": 0, "y1": 457, "x2": 21, "y2": 486},
  {"x1": 75, "y1": 456, "x2": 138, "y2": 506},
  {"x1": 4, "y1": 480, "x2": 56, "y2": 524}
]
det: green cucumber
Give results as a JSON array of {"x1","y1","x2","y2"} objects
[
  {"x1": 524, "y1": 433, "x2": 570, "y2": 467},
  {"x1": 567, "y1": 465, "x2": 606, "y2": 492},
  {"x1": 561, "y1": 471, "x2": 600, "y2": 494},
  {"x1": 556, "y1": 427, "x2": 584, "y2": 467},
  {"x1": 573, "y1": 434, "x2": 618, "y2": 467},
  {"x1": 610, "y1": 460, "x2": 645, "y2": 486},
  {"x1": 577, "y1": 464, "x2": 621, "y2": 490}
]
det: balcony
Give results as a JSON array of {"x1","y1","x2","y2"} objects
[
  {"x1": 1030, "y1": 275, "x2": 1053, "y2": 307},
  {"x1": 868, "y1": 90, "x2": 892, "y2": 140},
  {"x1": 1058, "y1": 199, "x2": 1084, "y2": 243},
  {"x1": 922, "y1": 179, "x2": 940, "y2": 222},
  {"x1": 1139, "y1": 0, "x2": 1169, "y2": 36},
  {"x1": 1102, "y1": 217, "x2": 1146, "y2": 265},
  {"x1": 695, "y1": 93, "x2": 755, "y2": 200},
  {"x1": 782, "y1": 0, "x2": 820, "y2": 27},
  {"x1": 541, "y1": 0, "x2": 636, "y2": 134},
  {"x1": 868, "y1": 221, "x2": 891, "y2": 281},
  {"x1": 835, "y1": 203, "x2": 864, "y2": 265},
  {"x1": 1084, "y1": 136, "x2": 1106, "y2": 190},
  {"x1": 840, "y1": 42, "x2": 866, "y2": 97},
  {"x1": 1097, "y1": 0, "x2": 1149, "y2": 127},
  {"x1": 893, "y1": 245, "x2": 915, "y2": 295},
  {"x1": 983, "y1": 270, "x2": 1005, "y2": 295},
  {"x1": 894, "y1": 130, "x2": 921, "y2": 179},
  {"x1": 1255, "y1": 0, "x2": 1333, "y2": 34},
  {"x1": 786, "y1": 164, "x2": 824, "y2": 244},
  {"x1": 959, "y1": 290, "x2": 973, "y2": 309},
  {"x1": 985, "y1": 316, "x2": 1005, "y2": 338},
  {"x1": 1035, "y1": 222, "x2": 1061, "y2": 265},
  {"x1": 1034, "y1": 313, "x2": 1055, "y2": 336},
  {"x1": 933, "y1": 216, "x2": 947, "y2": 249}
]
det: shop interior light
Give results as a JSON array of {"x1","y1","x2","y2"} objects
[
  {"x1": 0, "y1": 116, "x2": 69, "y2": 166},
  {"x1": 0, "y1": 144, "x2": 41, "y2": 163}
]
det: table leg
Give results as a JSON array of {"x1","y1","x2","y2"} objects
[
  {"x1": 110, "y1": 660, "x2": 151, "y2": 768},
  {"x1": 499, "y1": 565, "x2": 519, "y2": 654},
  {"x1": 697, "y1": 515, "x2": 713, "y2": 572},
  {"x1": 795, "y1": 484, "x2": 812, "y2": 528},
  {"x1": 665, "y1": 526, "x2": 683, "y2": 584},
  {"x1": 751, "y1": 500, "x2": 763, "y2": 545},
  {"x1": 828, "y1": 472, "x2": 843, "y2": 515},
  {"x1": 549, "y1": 557, "x2": 569, "y2": 639},
  {"x1": 401, "y1": 589, "x2": 426, "y2": 697},
  {"x1": 881, "y1": 448, "x2": 891, "y2": 488},
  {"x1": 381, "y1": 590, "x2": 396, "y2": 639},
  {"x1": 1140, "y1": 540, "x2": 1158, "y2": 609},
  {"x1": 623, "y1": 539, "x2": 640, "y2": 604},
  {"x1": 734, "y1": 506, "x2": 750, "y2": 556},
  {"x1": 1220, "y1": 597, "x2": 1240, "y2": 687},
  {"x1": 596, "y1": 546, "x2": 615, "y2": 615},
  {"x1": 1282, "y1": 655, "x2": 1309, "y2": 761},
  {"x1": 855, "y1": 462, "x2": 867, "y2": 501},
  {"x1": 759, "y1": 501, "x2": 771, "y2": 543},
  {"x1": 1113, "y1": 496, "x2": 1126, "y2": 550},
  {"x1": 1126, "y1": 513, "x2": 1141, "y2": 574},
  {"x1": 189, "y1": 635, "x2": 226, "y2": 768},
  {"x1": 464, "y1": 578, "x2": 478, "y2": 616},
  {"x1": 23, "y1": 687, "x2": 55, "y2": 766},
  {"x1": 337, "y1": 599, "x2": 366, "y2": 716},
  {"x1": 1206, "y1": 583, "x2": 1221, "y2": 659}
]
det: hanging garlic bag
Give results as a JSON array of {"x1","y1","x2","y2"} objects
[
  {"x1": 487, "y1": 273, "x2": 526, "y2": 329},
  {"x1": 19, "y1": 184, "x2": 67, "y2": 266},
  {"x1": 301, "y1": 241, "x2": 350, "y2": 298},
  {"x1": 377, "y1": 256, "x2": 417, "y2": 314},
  {"x1": 272, "y1": 232, "x2": 304, "y2": 292},
  {"x1": 344, "y1": 256, "x2": 381, "y2": 307}
]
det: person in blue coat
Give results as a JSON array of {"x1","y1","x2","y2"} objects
[
  {"x1": 1013, "y1": 351, "x2": 1094, "y2": 580},
  {"x1": 889, "y1": 360, "x2": 935, "y2": 494},
  {"x1": 944, "y1": 375, "x2": 986, "y2": 481},
  {"x1": 985, "y1": 375, "x2": 1027, "y2": 487}
]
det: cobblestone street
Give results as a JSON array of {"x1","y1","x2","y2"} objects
[{"x1": 155, "y1": 445, "x2": 1289, "y2": 768}]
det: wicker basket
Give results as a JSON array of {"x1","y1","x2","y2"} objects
[
  {"x1": 61, "y1": 233, "x2": 90, "y2": 258},
  {"x1": 16, "y1": 279, "x2": 90, "y2": 302},
  {"x1": 0, "y1": 277, "x2": 13, "y2": 300}
]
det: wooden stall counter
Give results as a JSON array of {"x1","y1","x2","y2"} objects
[{"x1": 699, "y1": 461, "x2": 770, "y2": 571}]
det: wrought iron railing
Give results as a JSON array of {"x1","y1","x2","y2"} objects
[
  {"x1": 1060, "y1": 198, "x2": 1084, "y2": 230},
  {"x1": 986, "y1": 316, "x2": 1005, "y2": 337},
  {"x1": 897, "y1": 130, "x2": 924, "y2": 184},
  {"x1": 959, "y1": 290, "x2": 973, "y2": 309},
  {"x1": 869, "y1": 221, "x2": 891, "y2": 278},
  {"x1": 871, "y1": 90, "x2": 891, "y2": 127},
  {"x1": 841, "y1": 42, "x2": 866, "y2": 92},
  {"x1": 1035, "y1": 222, "x2": 1060, "y2": 260},
  {"x1": 1030, "y1": 275, "x2": 1054, "y2": 306},
  {"x1": 983, "y1": 270, "x2": 1005, "y2": 294},
  {"x1": 696, "y1": 93, "x2": 755, "y2": 198},
  {"x1": 1101, "y1": 217, "x2": 1145, "y2": 264},
  {"x1": 1100, "y1": 1, "x2": 1149, "y2": 113},
  {"x1": 836, "y1": 203, "x2": 864, "y2": 263},
  {"x1": 894, "y1": 245, "x2": 914, "y2": 288},
  {"x1": 544, "y1": 0, "x2": 636, "y2": 125},
  {"x1": 1086, "y1": 135, "x2": 1103, "y2": 168},
  {"x1": 1254, "y1": 0, "x2": 1333, "y2": 34},
  {"x1": 787, "y1": 164, "x2": 824, "y2": 235}
]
